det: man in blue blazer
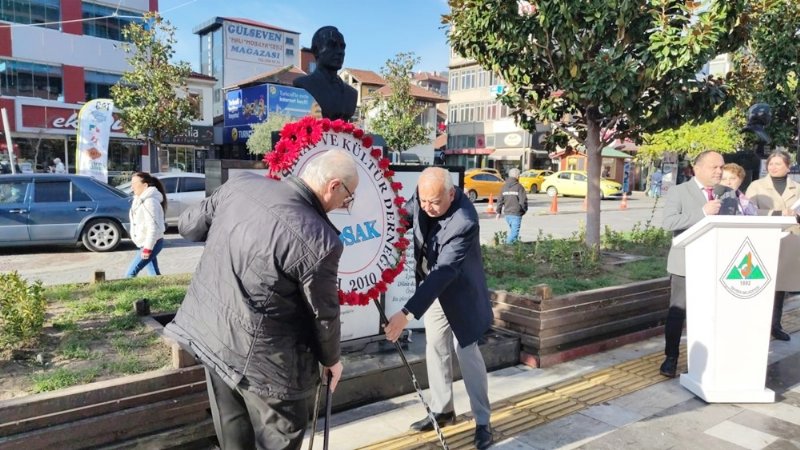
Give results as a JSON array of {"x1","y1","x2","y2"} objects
[
  {"x1": 660, "y1": 151, "x2": 738, "y2": 378},
  {"x1": 384, "y1": 167, "x2": 494, "y2": 450}
]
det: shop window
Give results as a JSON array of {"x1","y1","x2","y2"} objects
[
  {"x1": 0, "y1": 0, "x2": 59, "y2": 30},
  {"x1": 85, "y1": 71, "x2": 122, "y2": 101}
]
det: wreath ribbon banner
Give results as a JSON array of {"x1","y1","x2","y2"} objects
[{"x1": 264, "y1": 117, "x2": 408, "y2": 341}]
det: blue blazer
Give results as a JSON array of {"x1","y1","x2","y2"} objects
[{"x1": 404, "y1": 188, "x2": 494, "y2": 347}]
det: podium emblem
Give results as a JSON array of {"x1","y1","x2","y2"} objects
[{"x1": 720, "y1": 237, "x2": 771, "y2": 299}]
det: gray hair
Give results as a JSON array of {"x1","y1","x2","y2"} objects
[
  {"x1": 419, "y1": 167, "x2": 454, "y2": 192},
  {"x1": 300, "y1": 149, "x2": 358, "y2": 191},
  {"x1": 507, "y1": 168, "x2": 520, "y2": 179}
]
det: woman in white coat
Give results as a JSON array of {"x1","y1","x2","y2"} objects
[
  {"x1": 126, "y1": 172, "x2": 167, "y2": 278},
  {"x1": 745, "y1": 150, "x2": 800, "y2": 341}
]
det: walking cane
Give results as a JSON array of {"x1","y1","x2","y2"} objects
[
  {"x1": 374, "y1": 302, "x2": 450, "y2": 450},
  {"x1": 307, "y1": 378, "x2": 323, "y2": 450},
  {"x1": 323, "y1": 371, "x2": 333, "y2": 450}
]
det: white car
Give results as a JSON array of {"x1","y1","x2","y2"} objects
[{"x1": 118, "y1": 173, "x2": 206, "y2": 227}]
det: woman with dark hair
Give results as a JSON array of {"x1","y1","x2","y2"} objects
[
  {"x1": 126, "y1": 172, "x2": 167, "y2": 278},
  {"x1": 745, "y1": 150, "x2": 800, "y2": 341}
]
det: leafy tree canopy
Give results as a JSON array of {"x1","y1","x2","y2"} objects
[
  {"x1": 367, "y1": 52, "x2": 431, "y2": 152},
  {"x1": 445, "y1": 0, "x2": 749, "y2": 245},
  {"x1": 638, "y1": 110, "x2": 743, "y2": 162},
  {"x1": 246, "y1": 112, "x2": 292, "y2": 156},
  {"x1": 111, "y1": 12, "x2": 196, "y2": 145}
]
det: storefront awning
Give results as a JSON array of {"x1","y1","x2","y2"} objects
[
  {"x1": 489, "y1": 148, "x2": 526, "y2": 160},
  {"x1": 444, "y1": 148, "x2": 494, "y2": 155}
]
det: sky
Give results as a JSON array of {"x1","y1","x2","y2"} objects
[{"x1": 159, "y1": 0, "x2": 452, "y2": 74}]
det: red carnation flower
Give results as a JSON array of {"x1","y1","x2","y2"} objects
[
  {"x1": 331, "y1": 119, "x2": 345, "y2": 132},
  {"x1": 297, "y1": 116, "x2": 322, "y2": 146},
  {"x1": 381, "y1": 269, "x2": 394, "y2": 282},
  {"x1": 393, "y1": 196, "x2": 406, "y2": 207},
  {"x1": 391, "y1": 182, "x2": 403, "y2": 191},
  {"x1": 358, "y1": 292, "x2": 370, "y2": 306},
  {"x1": 395, "y1": 260, "x2": 405, "y2": 274},
  {"x1": 397, "y1": 227, "x2": 407, "y2": 235},
  {"x1": 367, "y1": 288, "x2": 379, "y2": 301},
  {"x1": 376, "y1": 281, "x2": 388, "y2": 293},
  {"x1": 370, "y1": 149, "x2": 382, "y2": 159},
  {"x1": 398, "y1": 208, "x2": 409, "y2": 217},
  {"x1": 362, "y1": 136, "x2": 373, "y2": 148},
  {"x1": 378, "y1": 158, "x2": 390, "y2": 170},
  {"x1": 320, "y1": 118, "x2": 331, "y2": 131},
  {"x1": 384, "y1": 169, "x2": 395, "y2": 178},
  {"x1": 343, "y1": 122, "x2": 355, "y2": 133},
  {"x1": 353, "y1": 128, "x2": 364, "y2": 139}
]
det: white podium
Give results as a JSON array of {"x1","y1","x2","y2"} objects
[{"x1": 673, "y1": 215, "x2": 796, "y2": 403}]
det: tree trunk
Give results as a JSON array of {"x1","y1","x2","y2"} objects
[{"x1": 584, "y1": 114, "x2": 603, "y2": 248}]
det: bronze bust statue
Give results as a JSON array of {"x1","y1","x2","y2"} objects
[
  {"x1": 293, "y1": 26, "x2": 357, "y2": 121},
  {"x1": 742, "y1": 103, "x2": 772, "y2": 157}
]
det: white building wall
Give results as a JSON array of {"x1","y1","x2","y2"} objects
[{"x1": 11, "y1": 26, "x2": 132, "y2": 73}]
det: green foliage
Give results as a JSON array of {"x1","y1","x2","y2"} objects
[
  {"x1": 0, "y1": 272, "x2": 46, "y2": 348},
  {"x1": 445, "y1": 0, "x2": 749, "y2": 246},
  {"x1": 111, "y1": 12, "x2": 196, "y2": 145},
  {"x1": 31, "y1": 367, "x2": 101, "y2": 393},
  {"x1": 367, "y1": 52, "x2": 431, "y2": 151},
  {"x1": 246, "y1": 112, "x2": 292, "y2": 155},
  {"x1": 730, "y1": 0, "x2": 800, "y2": 152},
  {"x1": 639, "y1": 110, "x2": 743, "y2": 161}
]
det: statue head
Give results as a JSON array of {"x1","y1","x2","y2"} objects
[
  {"x1": 311, "y1": 26, "x2": 346, "y2": 72},
  {"x1": 742, "y1": 102, "x2": 772, "y2": 145}
]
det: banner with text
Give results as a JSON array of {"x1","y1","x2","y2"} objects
[{"x1": 76, "y1": 99, "x2": 114, "y2": 183}]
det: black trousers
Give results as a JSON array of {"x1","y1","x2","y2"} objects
[
  {"x1": 205, "y1": 366, "x2": 312, "y2": 450},
  {"x1": 664, "y1": 275, "x2": 686, "y2": 358}
]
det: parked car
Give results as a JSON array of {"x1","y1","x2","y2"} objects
[
  {"x1": 519, "y1": 169, "x2": 554, "y2": 193},
  {"x1": 463, "y1": 171, "x2": 504, "y2": 202},
  {"x1": 118, "y1": 173, "x2": 206, "y2": 227},
  {"x1": 0, "y1": 174, "x2": 131, "y2": 252},
  {"x1": 541, "y1": 170, "x2": 623, "y2": 199}
]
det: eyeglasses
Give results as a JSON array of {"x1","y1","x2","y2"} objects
[{"x1": 341, "y1": 182, "x2": 355, "y2": 212}]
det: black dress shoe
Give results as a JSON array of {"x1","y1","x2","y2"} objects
[
  {"x1": 409, "y1": 411, "x2": 455, "y2": 432},
  {"x1": 474, "y1": 424, "x2": 493, "y2": 450},
  {"x1": 660, "y1": 356, "x2": 678, "y2": 378},
  {"x1": 772, "y1": 326, "x2": 791, "y2": 341}
]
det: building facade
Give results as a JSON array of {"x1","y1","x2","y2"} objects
[
  {"x1": 194, "y1": 17, "x2": 300, "y2": 118},
  {"x1": 0, "y1": 0, "x2": 157, "y2": 181},
  {"x1": 446, "y1": 49, "x2": 551, "y2": 175}
]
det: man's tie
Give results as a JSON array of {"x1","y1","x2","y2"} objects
[{"x1": 705, "y1": 187, "x2": 714, "y2": 201}]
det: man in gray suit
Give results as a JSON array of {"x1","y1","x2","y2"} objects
[{"x1": 660, "y1": 150, "x2": 739, "y2": 377}]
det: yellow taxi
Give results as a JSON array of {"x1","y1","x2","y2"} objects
[
  {"x1": 465, "y1": 167, "x2": 503, "y2": 178},
  {"x1": 463, "y1": 170, "x2": 504, "y2": 202},
  {"x1": 541, "y1": 170, "x2": 623, "y2": 199},
  {"x1": 519, "y1": 169, "x2": 554, "y2": 193}
]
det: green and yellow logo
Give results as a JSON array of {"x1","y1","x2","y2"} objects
[{"x1": 720, "y1": 237, "x2": 771, "y2": 299}]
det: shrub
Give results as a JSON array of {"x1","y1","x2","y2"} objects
[{"x1": 0, "y1": 272, "x2": 47, "y2": 348}]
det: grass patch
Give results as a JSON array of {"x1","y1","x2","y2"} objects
[{"x1": 31, "y1": 367, "x2": 102, "y2": 393}]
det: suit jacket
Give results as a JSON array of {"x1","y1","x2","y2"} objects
[
  {"x1": 663, "y1": 178, "x2": 738, "y2": 276},
  {"x1": 745, "y1": 176, "x2": 800, "y2": 291},
  {"x1": 403, "y1": 188, "x2": 493, "y2": 347}
]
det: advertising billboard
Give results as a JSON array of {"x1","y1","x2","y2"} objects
[{"x1": 223, "y1": 84, "x2": 314, "y2": 144}]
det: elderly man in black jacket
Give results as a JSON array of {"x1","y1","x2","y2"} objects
[
  {"x1": 384, "y1": 167, "x2": 494, "y2": 450},
  {"x1": 165, "y1": 149, "x2": 358, "y2": 450}
]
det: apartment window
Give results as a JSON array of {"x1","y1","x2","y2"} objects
[
  {"x1": 84, "y1": 71, "x2": 121, "y2": 101},
  {"x1": 477, "y1": 70, "x2": 486, "y2": 88},
  {"x1": 476, "y1": 102, "x2": 485, "y2": 121},
  {"x1": 82, "y1": 2, "x2": 143, "y2": 41},
  {"x1": 286, "y1": 48, "x2": 294, "y2": 56},
  {"x1": 0, "y1": 59, "x2": 62, "y2": 100},
  {"x1": 450, "y1": 71, "x2": 458, "y2": 91},
  {"x1": 449, "y1": 106, "x2": 457, "y2": 124},
  {"x1": 486, "y1": 135, "x2": 496, "y2": 147},
  {"x1": 487, "y1": 102, "x2": 497, "y2": 120},
  {"x1": 0, "y1": 0, "x2": 60, "y2": 30},
  {"x1": 188, "y1": 92, "x2": 202, "y2": 119}
]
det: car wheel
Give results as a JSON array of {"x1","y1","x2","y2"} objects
[
  {"x1": 82, "y1": 219, "x2": 122, "y2": 252},
  {"x1": 530, "y1": 184, "x2": 539, "y2": 194},
  {"x1": 546, "y1": 186, "x2": 558, "y2": 197},
  {"x1": 468, "y1": 190, "x2": 478, "y2": 202}
]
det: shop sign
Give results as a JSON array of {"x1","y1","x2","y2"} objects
[
  {"x1": 162, "y1": 125, "x2": 214, "y2": 146},
  {"x1": 17, "y1": 102, "x2": 126, "y2": 136}
]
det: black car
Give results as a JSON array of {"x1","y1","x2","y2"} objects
[{"x1": 0, "y1": 174, "x2": 131, "y2": 252}]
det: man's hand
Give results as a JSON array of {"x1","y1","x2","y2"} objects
[
  {"x1": 383, "y1": 310, "x2": 409, "y2": 342},
  {"x1": 703, "y1": 199, "x2": 721, "y2": 216},
  {"x1": 324, "y1": 361, "x2": 343, "y2": 392}
]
